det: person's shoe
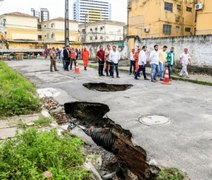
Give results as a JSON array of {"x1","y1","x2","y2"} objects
[
  {"x1": 186, "y1": 76, "x2": 190, "y2": 78},
  {"x1": 117, "y1": 76, "x2": 120, "y2": 78},
  {"x1": 129, "y1": 73, "x2": 132, "y2": 75},
  {"x1": 102, "y1": 74, "x2": 105, "y2": 76},
  {"x1": 50, "y1": 70, "x2": 53, "y2": 72},
  {"x1": 151, "y1": 80, "x2": 156, "y2": 82},
  {"x1": 144, "y1": 78, "x2": 149, "y2": 80},
  {"x1": 134, "y1": 77, "x2": 139, "y2": 80},
  {"x1": 111, "y1": 76, "x2": 114, "y2": 78},
  {"x1": 160, "y1": 79, "x2": 163, "y2": 81},
  {"x1": 55, "y1": 69, "x2": 59, "y2": 71}
]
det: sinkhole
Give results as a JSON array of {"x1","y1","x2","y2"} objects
[
  {"x1": 83, "y1": 82, "x2": 133, "y2": 92},
  {"x1": 64, "y1": 101, "x2": 158, "y2": 179}
]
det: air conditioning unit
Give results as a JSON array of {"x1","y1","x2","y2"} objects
[
  {"x1": 144, "y1": 27, "x2": 150, "y2": 33},
  {"x1": 195, "y1": 3, "x2": 204, "y2": 10}
]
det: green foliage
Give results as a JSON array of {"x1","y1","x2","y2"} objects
[
  {"x1": 17, "y1": 117, "x2": 52, "y2": 129},
  {"x1": 34, "y1": 117, "x2": 52, "y2": 127},
  {"x1": 0, "y1": 61, "x2": 40, "y2": 117},
  {"x1": 156, "y1": 168, "x2": 184, "y2": 180},
  {"x1": 0, "y1": 128, "x2": 89, "y2": 179}
]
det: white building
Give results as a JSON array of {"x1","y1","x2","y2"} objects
[
  {"x1": 79, "y1": 20, "x2": 125, "y2": 43},
  {"x1": 73, "y1": 0, "x2": 111, "y2": 23}
]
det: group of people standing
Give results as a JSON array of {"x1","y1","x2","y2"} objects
[
  {"x1": 129, "y1": 45, "x2": 191, "y2": 82},
  {"x1": 62, "y1": 46, "x2": 90, "y2": 71},
  {"x1": 96, "y1": 45, "x2": 121, "y2": 78},
  {"x1": 48, "y1": 46, "x2": 90, "y2": 72}
]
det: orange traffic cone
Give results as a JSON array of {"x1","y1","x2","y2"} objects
[
  {"x1": 75, "y1": 63, "x2": 80, "y2": 74},
  {"x1": 162, "y1": 67, "x2": 171, "y2": 85}
]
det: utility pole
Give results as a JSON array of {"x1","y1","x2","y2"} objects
[{"x1": 65, "y1": 0, "x2": 69, "y2": 46}]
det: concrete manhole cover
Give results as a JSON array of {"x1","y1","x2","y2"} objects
[{"x1": 139, "y1": 115, "x2": 170, "y2": 126}]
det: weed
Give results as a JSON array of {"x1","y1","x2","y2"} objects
[
  {"x1": 0, "y1": 128, "x2": 89, "y2": 179},
  {"x1": 156, "y1": 168, "x2": 184, "y2": 180}
]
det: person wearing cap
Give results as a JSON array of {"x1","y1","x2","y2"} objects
[
  {"x1": 129, "y1": 48, "x2": 135, "y2": 75},
  {"x1": 158, "y1": 45, "x2": 168, "y2": 81},
  {"x1": 82, "y1": 47, "x2": 89, "y2": 70}
]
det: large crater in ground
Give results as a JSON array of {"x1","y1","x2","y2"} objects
[{"x1": 83, "y1": 82, "x2": 133, "y2": 92}]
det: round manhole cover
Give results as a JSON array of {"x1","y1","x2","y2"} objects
[{"x1": 139, "y1": 115, "x2": 170, "y2": 126}]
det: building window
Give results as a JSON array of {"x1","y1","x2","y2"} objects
[
  {"x1": 95, "y1": 27, "x2": 98, "y2": 31},
  {"x1": 176, "y1": 26, "x2": 180, "y2": 32},
  {"x1": 100, "y1": 36, "x2": 103, "y2": 40},
  {"x1": 163, "y1": 24, "x2": 172, "y2": 35},
  {"x1": 164, "y1": 2, "x2": 173, "y2": 12},
  {"x1": 90, "y1": 36, "x2": 93, "y2": 41},
  {"x1": 51, "y1": 33, "x2": 55, "y2": 39},
  {"x1": 185, "y1": 27, "x2": 191, "y2": 32},
  {"x1": 186, "y1": 7, "x2": 192, "y2": 12},
  {"x1": 95, "y1": 36, "x2": 98, "y2": 40},
  {"x1": 177, "y1": 4, "x2": 182, "y2": 10},
  {"x1": 51, "y1": 23, "x2": 55, "y2": 28}
]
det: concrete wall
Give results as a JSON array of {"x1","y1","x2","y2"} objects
[
  {"x1": 84, "y1": 35, "x2": 212, "y2": 67},
  {"x1": 135, "y1": 35, "x2": 212, "y2": 67}
]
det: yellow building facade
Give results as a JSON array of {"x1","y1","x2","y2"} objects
[
  {"x1": 195, "y1": 0, "x2": 212, "y2": 35},
  {"x1": 0, "y1": 12, "x2": 38, "y2": 48},
  {"x1": 128, "y1": 0, "x2": 195, "y2": 49},
  {"x1": 40, "y1": 17, "x2": 79, "y2": 45}
]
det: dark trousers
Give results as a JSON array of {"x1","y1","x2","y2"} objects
[
  {"x1": 135, "y1": 65, "x2": 147, "y2": 79},
  {"x1": 105, "y1": 61, "x2": 110, "y2": 76},
  {"x1": 98, "y1": 60, "x2": 104, "y2": 75},
  {"x1": 70, "y1": 59, "x2": 76, "y2": 70},
  {"x1": 65, "y1": 60, "x2": 70, "y2": 71},
  {"x1": 110, "y1": 62, "x2": 119, "y2": 77},
  {"x1": 109, "y1": 62, "x2": 114, "y2": 77},
  {"x1": 129, "y1": 60, "x2": 135, "y2": 74},
  {"x1": 168, "y1": 65, "x2": 173, "y2": 79}
]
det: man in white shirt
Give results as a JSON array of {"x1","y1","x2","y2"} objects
[
  {"x1": 109, "y1": 46, "x2": 121, "y2": 78},
  {"x1": 149, "y1": 45, "x2": 159, "y2": 82},
  {"x1": 134, "y1": 46, "x2": 149, "y2": 80},
  {"x1": 129, "y1": 49, "x2": 135, "y2": 75},
  {"x1": 179, "y1": 48, "x2": 191, "y2": 78}
]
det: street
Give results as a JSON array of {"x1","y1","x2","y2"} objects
[{"x1": 7, "y1": 59, "x2": 212, "y2": 180}]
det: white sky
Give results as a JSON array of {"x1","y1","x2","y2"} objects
[{"x1": 0, "y1": 0, "x2": 127, "y2": 23}]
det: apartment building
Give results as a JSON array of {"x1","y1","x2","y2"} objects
[
  {"x1": 73, "y1": 0, "x2": 111, "y2": 23},
  {"x1": 79, "y1": 20, "x2": 125, "y2": 43},
  {"x1": 128, "y1": 0, "x2": 195, "y2": 49},
  {"x1": 195, "y1": 0, "x2": 212, "y2": 35},
  {"x1": 0, "y1": 12, "x2": 38, "y2": 41},
  {"x1": 40, "y1": 17, "x2": 79, "y2": 43}
]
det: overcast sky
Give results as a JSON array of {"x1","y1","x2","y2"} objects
[{"x1": 0, "y1": 0, "x2": 127, "y2": 23}]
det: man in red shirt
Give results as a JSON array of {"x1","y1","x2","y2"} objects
[{"x1": 96, "y1": 45, "x2": 105, "y2": 76}]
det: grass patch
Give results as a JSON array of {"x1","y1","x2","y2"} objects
[
  {"x1": 0, "y1": 128, "x2": 89, "y2": 179},
  {"x1": 156, "y1": 168, "x2": 184, "y2": 180},
  {"x1": 0, "y1": 61, "x2": 40, "y2": 117},
  {"x1": 17, "y1": 117, "x2": 52, "y2": 129},
  {"x1": 34, "y1": 117, "x2": 52, "y2": 127}
]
